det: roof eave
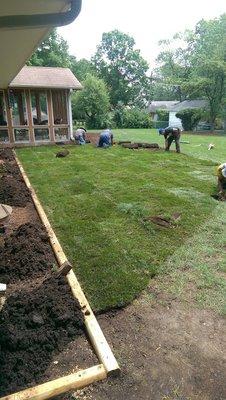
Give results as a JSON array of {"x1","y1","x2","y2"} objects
[{"x1": 9, "y1": 85, "x2": 83, "y2": 90}]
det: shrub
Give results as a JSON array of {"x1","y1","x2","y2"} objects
[
  {"x1": 156, "y1": 109, "x2": 169, "y2": 122},
  {"x1": 115, "y1": 108, "x2": 152, "y2": 129},
  {"x1": 176, "y1": 108, "x2": 204, "y2": 131}
]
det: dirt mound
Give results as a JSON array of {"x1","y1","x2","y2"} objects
[
  {"x1": 56, "y1": 149, "x2": 70, "y2": 158},
  {"x1": 0, "y1": 148, "x2": 15, "y2": 162},
  {"x1": 86, "y1": 133, "x2": 99, "y2": 145},
  {"x1": 0, "y1": 173, "x2": 31, "y2": 207},
  {"x1": 0, "y1": 223, "x2": 55, "y2": 283},
  {"x1": 0, "y1": 276, "x2": 84, "y2": 396}
]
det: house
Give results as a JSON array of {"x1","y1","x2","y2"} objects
[
  {"x1": 0, "y1": 66, "x2": 82, "y2": 146},
  {"x1": 169, "y1": 100, "x2": 209, "y2": 129},
  {"x1": 0, "y1": 0, "x2": 82, "y2": 146},
  {"x1": 148, "y1": 101, "x2": 179, "y2": 121}
]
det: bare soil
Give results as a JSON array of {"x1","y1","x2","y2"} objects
[
  {"x1": 0, "y1": 276, "x2": 84, "y2": 396},
  {"x1": 73, "y1": 294, "x2": 226, "y2": 400},
  {"x1": 0, "y1": 149, "x2": 98, "y2": 397},
  {"x1": 0, "y1": 222, "x2": 55, "y2": 283},
  {"x1": 86, "y1": 133, "x2": 100, "y2": 145}
]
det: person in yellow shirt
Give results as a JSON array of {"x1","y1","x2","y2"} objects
[{"x1": 217, "y1": 163, "x2": 226, "y2": 200}]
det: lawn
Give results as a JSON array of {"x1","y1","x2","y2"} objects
[
  {"x1": 112, "y1": 128, "x2": 226, "y2": 162},
  {"x1": 16, "y1": 130, "x2": 226, "y2": 313}
]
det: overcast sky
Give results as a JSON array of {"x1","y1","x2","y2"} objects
[{"x1": 59, "y1": 0, "x2": 225, "y2": 68}]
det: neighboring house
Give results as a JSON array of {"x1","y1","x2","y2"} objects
[
  {"x1": 0, "y1": 66, "x2": 82, "y2": 146},
  {"x1": 148, "y1": 101, "x2": 179, "y2": 121},
  {"x1": 169, "y1": 100, "x2": 208, "y2": 129}
]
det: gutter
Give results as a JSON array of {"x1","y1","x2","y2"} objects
[{"x1": 0, "y1": 0, "x2": 82, "y2": 29}]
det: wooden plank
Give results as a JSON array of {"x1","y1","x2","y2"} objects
[
  {"x1": 25, "y1": 90, "x2": 35, "y2": 144},
  {"x1": 47, "y1": 90, "x2": 55, "y2": 143},
  {"x1": 14, "y1": 153, "x2": 120, "y2": 377},
  {"x1": 0, "y1": 364, "x2": 106, "y2": 400},
  {"x1": 4, "y1": 90, "x2": 14, "y2": 144},
  {"x1": 53, "y1": 260, "x2": 72, "y2": 278}
]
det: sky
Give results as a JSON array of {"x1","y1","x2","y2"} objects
[{"x1": 59, "y1": 0, "x2": 225, "y2": 68}]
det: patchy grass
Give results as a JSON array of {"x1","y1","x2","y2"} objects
[
  {"x1": 16, "y1": 140, "x2": 221, "y2": 312},
  {"x1": 154, "y1": 203, "x2": 226, "y2": 315}
]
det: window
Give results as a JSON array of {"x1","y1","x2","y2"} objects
[
  {"x1": 0, "y1": 130, "x2": 9, "y2": 142},
  {"x1": 14, "y1": 129, "x2": 29, "y2": 142},
  {"x1": 54, "y1": 127, "x2": 68, "y2": 141},
  {"x1": 31, "y1": 91, "x2": 48, "y2": 125},
  {"x1": 34, "y1": 128, "x2": 50, "y2": 141},
  {"x1": 52, "y1": 90, "x2": 68, "y2": 125},
  {"x1": 0, "y1": 91, "x2": 7, "y2": 126},
  {"x1": 11, "y1": 90, "x2": 27, "y2": 126}
]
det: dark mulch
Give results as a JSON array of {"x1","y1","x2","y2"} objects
[
  {"x1": 0, "y1": 148, "x2": 15, "y2": 162},
  {"x1": 0, "y1": 173, "x2": 31, "y2": 207},
  {"x1": 0, "y1": 148, "x2": 87, "y2": 397},
  {"x1": 0, "y1": 276, "x2": 84, "y2": 396},
  {"x1": 0, "y1": 148, "x2": 30, "y2": 207},
  {"x1": 0, "y1": 222, "x2": 56, "y2": 284}
]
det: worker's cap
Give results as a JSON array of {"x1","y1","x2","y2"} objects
[{"x1": 158, "y1": 128, "x2": 165, "y2": 134}]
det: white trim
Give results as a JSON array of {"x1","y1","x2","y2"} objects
[{"x1": 68, "y1": 89, "x2": 73, "y2": 139}]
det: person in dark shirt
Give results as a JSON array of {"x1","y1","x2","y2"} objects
[
  {"x1": 159, "y1": 126, "x2": 181, "y2": 153},
  {"x1": 97, "y1": 129, "x2": 113, "y2": 148}
]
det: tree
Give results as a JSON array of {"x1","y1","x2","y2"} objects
[
  {"x1": 28, "y1": 29, "x2": 71, "y2": 67},
  {"x1": 152, "y1": 82, "x2": 178, "y2": 101},
  {"x1": 92, "y1": 30, "x2": 152, "y2": 107},
  {"x1": 72, "y1": 74, "x2": 110, "y2": 129},
  {"x1": 183, "y1": 15, "x2": 226, "y2": 129},
  {"x1": 155, "y1": 14, "x2": 226, "y2": 129},
  {"x1": 70, "y1": 57, "x2": 96, "y2": 82}
]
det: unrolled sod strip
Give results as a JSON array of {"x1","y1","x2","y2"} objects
[{"x1": 14, "y1": 151, "x2": 120, "y2": 377}]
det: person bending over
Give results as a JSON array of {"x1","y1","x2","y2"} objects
[
  {"x1": 217, "y1": 163, "x2": 226, "y2": 200},
  {"x1": 73, "y1": 127, "x2": 87, "y2": 145},
  {"x1": 97, "y1": 129, "x2": 113, "y2": 148},
  {"x1": 159, "y1": 126, "x2": 181, "y2": 153}
]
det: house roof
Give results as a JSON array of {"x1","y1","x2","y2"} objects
[
  {"x1": 9, "y1": 66, "x2": 83, "y2": 90},
  {"x1": 170, "y1": 99, "x2": 208, "y2": 112},
  {"x1": 148, "y1": 101, "x2": 179, "y2": 113}
]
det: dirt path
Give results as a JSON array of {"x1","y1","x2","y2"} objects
[{"x1": 73, "y1": 294, "x2": 226, "y2": 400}]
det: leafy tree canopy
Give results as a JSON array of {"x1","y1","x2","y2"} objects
[
  {"x1": 155, "y1": 14, "x2": 226, "y2": 127},
  {"x1": 72, "y1": 74, "x2": 110, "y2": 129},
  {"x1": 28, "y1": 29, "x2": 71, "y2": 67},
  {"x1": 92, "y1": 30, "x2": 152, "y2": 107}
]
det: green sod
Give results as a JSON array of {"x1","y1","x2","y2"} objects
[{"x1": 16, "y1": 131, "x2": 223, "y2": 312}]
